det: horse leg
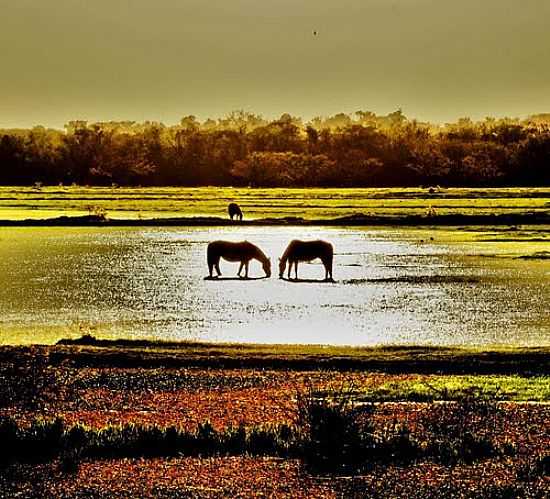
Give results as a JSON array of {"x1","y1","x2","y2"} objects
[
  {"x1": 322, "y1": 259, "x2": 329, "y2": 280},
  {"x1": 326, "y1": 256, "x2": 333, "y2": 281},
  {"x1": 320, "y1": 258, "x2": 330, "y2": 281},
  {"x1": 208, "y1": 254, "x2": 218, "y2": 278},
  {"x1": 237, "y1": 262, "x2": 244, "y2": 277},
  {"x1": 215, "y1": 261, "x2": 222, "y2": 276},
  {"x1": 245, "y1": 261, "x2": 249, "y2": 278},
  {"x1": 295, "y1": 261, "x2": 298, "y2": 280}
]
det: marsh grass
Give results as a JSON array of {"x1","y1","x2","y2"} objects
[
  {"x1": 50, "y1": 338, "x2": 550, "y2": 375},
  {"x1": 295, "y1": 385, "x2": 510, "y2": 472},
  {"x1": 0, "y1": 186, "x2": 548, "y2": 222},
  {"x1": 419, "y1": 389, "x2": 507, "y2": 465},
  {"x1": 356, "y1": 375, "x2": 550, "y2": 402},
  {"x1": 0, "y1": 386, "x2": 513, "y2": 475},
  {"x1": 295, "y1": 382, "x2": 376, "y2": 473},
  {"x1": 517, "y1": 454, "x2": 550, "y2": 483}
]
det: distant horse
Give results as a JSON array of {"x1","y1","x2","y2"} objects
[
  {"x1": 228, "y1": 203, "x2": 243, "y2": 221},
  {"x1": 279, "y1": 240, "x2": 333, "y2": 281},
  {"x1": 207, "y1": 240, "x2": 271, "y2": 278}
]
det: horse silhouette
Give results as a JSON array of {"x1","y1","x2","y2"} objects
[
  {"x1": 207, "y1": 240, "x2": 271, "y2": 279},
  {"x1": 228, "y1": 203, "x2": 243, "y2": 221},
  {"x1": 279, "y1": 240, "x2": 333, "y2": 281}
]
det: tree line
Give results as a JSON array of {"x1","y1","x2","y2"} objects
[{"x1": 1, "y1": 110, "x2": 549, "y2": 187}]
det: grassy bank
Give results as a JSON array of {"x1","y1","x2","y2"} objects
[
  {"x1": 46, "y1": 336, "x2": 550, "y2": 375},
  {"x1": 2, "y1": 212, "x2": 550, "y2": 227},
  {"x1": 0, "y1": 186, "x2": 548, "y2": 225}
]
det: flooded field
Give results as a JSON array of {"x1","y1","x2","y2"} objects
[{"x1": 0, "y1": 226, "x2": 548, "y2": 346}]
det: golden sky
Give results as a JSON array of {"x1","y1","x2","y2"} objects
[{"x1": 2, "y1": 0, "x2": 550, "y2": 128}]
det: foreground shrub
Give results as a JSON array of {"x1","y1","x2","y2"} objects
[
  {"x1": 58, "y1": 449, "x2": 81, "y2": 474},
  {"x1": 419, "y1": 388, "x2": 507, "y2": 465},
  {"x1": 295, "y1": 385, "x2": 370, "y2": 472},
  {"x1": 0, "y1": 417, "x2": 18, "y2": 466},
  {"x1": 0, "y1": 386, "x2": 515, "y2": 474},
  {"x1": 517, "y1": 453, "x2": 550, "y2": 482},
  {"x1": 426, "y1": 430, "x2": 497, "y2": 465},
  {"x1": 536, "y1": 454, "x2": 550, "y2": 476},
  {"x1": 0, "y1": 417, "x2": 65, "y2": 466},
  {"x1": 380, "y1": 426, "x2": 423, "y2": 465}
]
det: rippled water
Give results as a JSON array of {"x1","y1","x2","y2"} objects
[{"x1": 0, "y1": 226, "x2": 548, "y2": 346}]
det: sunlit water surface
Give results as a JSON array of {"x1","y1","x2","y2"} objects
[{"x1": 0, "y1": 226, "x2": 548, "y2": 346}]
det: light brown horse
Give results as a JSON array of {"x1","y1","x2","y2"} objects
[
  {"x1": 279, "y1": 240, "x2": 333, "y2": 281},
  {"x1": 207, "y1": 240, "x2": 271, "y2": 278}
]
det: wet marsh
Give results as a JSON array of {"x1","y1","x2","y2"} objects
[{"x1": 0, "y1": 224, "x2": 548, "y2": 346}]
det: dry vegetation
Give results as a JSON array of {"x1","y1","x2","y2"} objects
[{"x1": 0, "y1": 342, "x2": 548, "y2": 497}]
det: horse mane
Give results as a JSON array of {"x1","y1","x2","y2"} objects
[{"x1": 280, "y1": 240, "x2": 297, "y2": 264}]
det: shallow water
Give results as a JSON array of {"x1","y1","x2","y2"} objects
[{"x1": 0, "y1": 226, "x2": 548, "y2": 346}]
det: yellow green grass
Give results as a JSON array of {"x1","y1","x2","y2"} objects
[
  {"x1": 0, "y1": 186, "x2": 549, "y2": 220},
  {"x1": 357, "y1": 374, "x2": 550, "y2": 402}
]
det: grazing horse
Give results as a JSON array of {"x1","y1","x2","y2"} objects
[
  {"x1": 279, "y1": 240, "x2": 333, "y2": 281},
  {"x1": 207, "y1": 240, "x2": 271, "y2": 278},
  {"x1": 228, "y1": 203, "x2": 243, "y2": 221}
]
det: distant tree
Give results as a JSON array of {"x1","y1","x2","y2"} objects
[
  {"x1": 180, "y1": 115, "x2": 200, "y2": 131},
  {"x1": 305, "y1": 126, "x2": 319, "y2": 153},
  {"x1": 232, "y1": 152, "x2": 335, "y2": 187},
  {"x1": 513, "y1": 133, "x2": 550, "y2": 185},
  {"x1": 0, "y1": 110, "x2": 548, "y2": 186},
  {"x1": 0, "y1": 134, "x2": 25, "y2": 184}
]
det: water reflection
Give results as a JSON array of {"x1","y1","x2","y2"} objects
[{"x1": 0, "y1": 226, "x2": 548, "y2": 346}]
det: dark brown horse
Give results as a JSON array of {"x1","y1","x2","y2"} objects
[
  {"x1": 228, "y1": 203, "x2": 243, "y2": 221},
  {"x1": 207, "y1": 240, "x2": 271, "y2": 278},
  {"x1": 279, "y1": 240, "x2": 333, "y2": 281}
]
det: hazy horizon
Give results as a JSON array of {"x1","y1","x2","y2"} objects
[{"x1": 2, "y1": 0, "x2": 550, "y2": 129}]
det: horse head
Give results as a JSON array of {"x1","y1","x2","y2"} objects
[{"x1": 263, "y1": 258, "x2": 272, "y2": 278}]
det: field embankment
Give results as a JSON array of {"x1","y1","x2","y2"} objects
[
  {"x1": 2, "y1": 212, "x2": 550, "y2": 227},
  {"x1": 0, "y1": 186, "x2": 549, "y2": 226},
  {"x1": 47, "y1": 337, "x2": 550, "y2": 375}
]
